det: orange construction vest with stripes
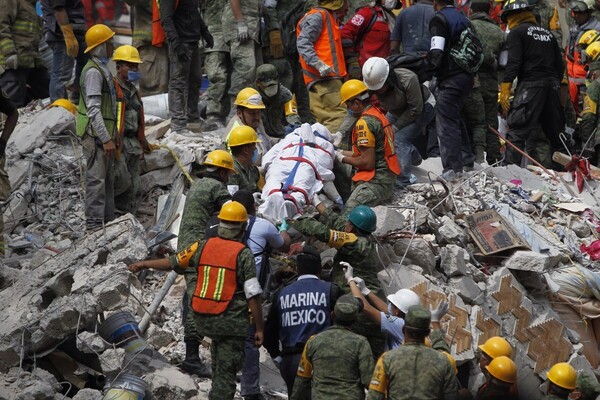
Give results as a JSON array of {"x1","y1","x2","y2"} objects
[
  {"x1": 191, "y1": 237, "x2": 245, "y2": 315},
  {"x1": 351, "y1": 106, "x2": 401, "y2": 182},
  {"x1": 297, "y1": 7, "x2": 347, "y2": 85}
]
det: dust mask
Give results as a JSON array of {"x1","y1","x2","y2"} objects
[{"x1": 263, "y1": 84, "x2": 279, "y2": 98}]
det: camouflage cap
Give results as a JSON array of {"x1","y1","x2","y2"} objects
[
  {"x1": 404, "y1": 305, "x2": 431, "y2": 330},
  {"x1": 256, "y1": 64, "x2": 279, "y2": 85},
  {"x1": 577, "y1": 372, "x2": 600, "y2": 399},
  {"x1": 334, "y1": 294, "x2": 361, "y2": 322},
  {"x1": 589, "y1": 60, "x2": 600, "y2": 72}
]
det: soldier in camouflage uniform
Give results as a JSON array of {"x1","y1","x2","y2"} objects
[
  {"x1": 202, "y1": 0, "x2": 232, "y2": 131},
  {"x1": 223, "y1": 0, "x2": 262, "y2": 105},
  {"x1": 462, "y1": 81, "x2": 488, "y2": 164},
  {"x1": 254, "y1": 64, "x2": 301, "y2": 138},
  {"x1": 576, "y1": 371, "x2": 600, "y2": 400},
  {"x1": 226, "y1": 125, "x2": 262, "y2": 193},
  {"x1": 126, "y1": 0, "x2": 169, "y2": 96},
  {"x1": 367, "y1": 305, "x2": 458, "y2": 400},
  {"x1": 579, "y1": 60, "x2": 600, "y2": 162},
  {"x1": 0, "y1": 91, "x2": 18, "y2": 257},
  {"x1": 128, "y1": 201, "x2": 264, "y2": 400},
  {"x1": 291, "y1": 294, "x2": 374, "y2": 400},
  {"x1": 293, "y1": 205, "x2": 387, "y2": 360},
  {"x1": 470, "y1": 0, "x2": 505, "y2": 163}
]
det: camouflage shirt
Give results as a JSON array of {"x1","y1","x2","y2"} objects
[
  {"x1": 170, "y1": 238, "x2": 258, "y2": 337},
  {"x1": 470, "y1": 13, "x2": 505, "y2": 92},
  {"x1": 177, "y1": 176, "x2": 231, "y2": 251},
  {"x1": 367, "y1": 343, "x2": 458, "y2": 400},
  {"x1": 581, "y1": 78, "x2": 600, "y2": 149},
  {"x1": 228, "y1": 158, "x2": 261, "y2": 193},
  {"x1": 353, "y1": 112, "x2": 395, "y2": 182},
  {"x1": 256, "y1": 83, "x2": 293, "y2": 138},
  {"x1": 291, "y1": 325, "x2": 374, "y2": 400},
  {"x1": 532, "y1": 0, "x2": 563, "y2": 45},
  {"x1": 202, "y1": 0, "x2": 228, "y2": 52}
]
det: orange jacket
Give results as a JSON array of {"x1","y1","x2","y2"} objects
[
  {"x1": 352, "y1": 106, "x2": 401, "y2": 182},
  {"x1": 191, "y1": 237, "x2": 245, "y2": 315},
  {"x1": 297, "y1": 8, "x2": 347, "y2": 85}
]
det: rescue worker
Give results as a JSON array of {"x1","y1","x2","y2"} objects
[
  {"x1": 362, "y1": 57, "x2": 434, "y2": 187},
  {"x1": 341, "y1": 0, "x2": 399, "y2": 79},
  {"x1": 202, "y1": 0, "x2": 232, "y2": 131},
  {"x1": 469, "y1": 0, "x2": 505, "y2": 163},
  {"x1": 474, "y1": 356, "x2": 519, "y2": 400},
  {"x1": 580, "y1": 51, "x2": 600, "y2": 162},
  {"x1": 367, "y1": 305, "x2": 459, "y2": 400},
  {"x1": 224, "y1": 0, "x2": 262, "y2": 105},
  {"x1": 158, "y1": 0, "x2": 213, "y2": 134},
  {"x1": 291, "y1": 294, "x2": 374, "y2": 400},
  {"x1": 499, "y1": 0, "x2": 565, "y2": 166},
  {"x1": 543, "y1": 362, "x2": 578, "y2": 399},
  {"x1": 390, "y1": 0, "x2": 435, "y2": 53},
  {"x1": 336, "y1": 79, "x2": 400, "y2": 212},
  {"x1": 428, "y1": 0, "x2": 477, "y2": 180},
  {"x1": 478, "y1": 336, "x2": 513, "y2": 371},
  {"x1": 224, "y1": 88, "x2": 272, "y2": 165},
  {"x1": 226, "y1": 125, "x2": 262, "y2": 193},
  {"x1": 0, "y1": 0, "x2": 50, "y2": 107},
  {"x1": 126, "y1": 0, "x2": 168, "y2": 96},
  {"x1": 112, "y1": 45, "x2": 151, "y2": 215},
  {"x1": 575, "y1": 371, "x2": 600, "y2": 400},
  {"x1": 253, "y1": 64, "x2": 301, "y2": 138},
  {"x1": 567, "y1": 0, "x2": 600, "y2": 113},
  {"x1": 41, "y1": 0, "x2": 88, "y2": 102},
  {"x1": 297, "y1": 0, "x2": 349, "y2": 133},
  {"x1": 76, "y1": 24, "x2": 118, "y2": 231},
  {"x1": 264, "y1": 247, "x2": 341, "y2": 395},
  {"x1": 292, "y1": 204, "x2": 387, "y2": 360},
  {"x1": 128, "y1": 201, "x2": 264, "y2": 400},
  {"x1": 0, "y1": 90, "x2": 18, "y2": 257}
]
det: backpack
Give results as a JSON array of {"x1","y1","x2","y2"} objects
[
  {"x1": 448, "y1": 23, "x2": 484, "y2": 74},
  {"x1": 281, "y1": 1, "x2": 308, "y2": 58},
  {"x1": 386, "y1": 52, "x2": 430, "y2": 83}
]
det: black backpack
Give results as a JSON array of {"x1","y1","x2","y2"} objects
[
  {"x1": 280, "y1": 1, "x2": 309, "y2": 58},
  {"x1": 448, "y1": 23, "x2": 485, "y2": 74},
  {"x1": 385, "y1": 52, "x2": 431, "y2": 83}
]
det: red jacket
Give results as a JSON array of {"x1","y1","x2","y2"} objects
[{"x1": 341, "y1": 6, "x2": 394, "y2": 67}]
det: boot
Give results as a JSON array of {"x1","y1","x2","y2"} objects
[
  {"x1": 474, "y1": 146, "x2": 486, "y2": 164},
  {"x1": 181, "y1": 339, "x2": 212, "y2": 378}
]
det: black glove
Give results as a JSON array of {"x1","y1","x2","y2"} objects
[
  {"x1": 175, "y1": 41, "x2": 190, "y2": 63},
  {"x1": 199, "y1": 19, "x2": 214, "y2": 49},
  {"x1": 0, "y1": 138, "x2": 6, "y2": 157}
]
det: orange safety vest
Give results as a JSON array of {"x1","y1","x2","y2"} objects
[
  {"x1": 297, "y1": 7, "x2": 347, "y2": 85},
  {"x1": 351, "y1": 106, "x2": 401, "y2": 182},
  {"x1": 151, "y1": 0, "x2": 179, "y2": 47},
  {"x1": 566, "y1": 49, "x2": 587, "y2": 113},
  {"x1": 191, "y1": 237, "x2": 245, "y2": 315}
]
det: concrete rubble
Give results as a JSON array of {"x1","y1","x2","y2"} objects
[{"x1": 1, "y1": 107, "x2": 600, "y2": 399}]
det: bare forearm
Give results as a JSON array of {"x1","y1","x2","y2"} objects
[
  {"x1": 128, "y1": 258, "x2": 172, "y2": 272},
  {"x1": 249, "y1": 296, "x2": 264, "y2": 332},
  {"x1": 231, "y1": 0, "x2": 244, "y2": 20}
]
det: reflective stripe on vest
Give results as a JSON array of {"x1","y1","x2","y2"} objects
[
  {"x1": 351, "y1": 106, "x2": 401, "y2": 182},
  {"x1": 297, "y1": 8, "x2": 347, "y2": 85},
  {"x1": 191, "y1": 237, "x2": 246, "y2": 315}
]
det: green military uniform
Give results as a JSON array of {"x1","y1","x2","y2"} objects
[
  {"x1": 462, "y1": 80, "x2": 488, "y2": 163},
  {"x1": 470, "y1": 10, "x2": 505, "y2": 163},
  {"x1": 533, "y1": 0, "x2": 563, "y2": 44},
  {"x1": 170, "y1": 234, "x2": 259, "y2": 400},
  {"x1": 577, "y1": 371, "x2": 600, "y2": 399},
  {"x1": 126, "y1": 0, "x2": 169, "y2": 96},
  {"x1": 291, "y1": 295, "x2": 374, "y2": 400},
  {"x1": 293, "y1": 208, "x2": 387, "y2": 359},
  {"x1": 345, "y1": 112, "x2": 396, "y2": 214},
  {"x1": 580, "y1": 60, "x2": 600, "y2": 162},
  {"x1": 228, "y1": 159, "x2": 261, "y2": 193}
]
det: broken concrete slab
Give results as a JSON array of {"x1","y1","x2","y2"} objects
[
  {"x1": 449, "y1": 276, "x2": 483, "y2": 305},
  {"x1": 392, "y1": 238, "x2": 437, "y2": 275},
  {"x1": 437, "y1": 216, "x2": 469, "y2": 244},
  {"x1": 378, "y1": 263, "x2": 428, "y2": 295},
  {"x1": 441, "y1": 244, "x2": 468, "y2": 277},
  {"x1": 373, "y1": 206, "x2": 405, "y2": 236},
  {"x1": 71, "y1": 388, "x2": 103, "y2": 400},
  {"x1": 145, "y1": 364, "x2": 198, "y2": 399},
  {"x1": 504, "y1": 251, "x2": 553, "y2": 272},
  {"x1": 141, "y1": 166, "x2": 174, "y2": 189}
]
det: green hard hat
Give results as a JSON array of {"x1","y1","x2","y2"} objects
[
  {"x1": 334, "y1": 294, "x2": 361, "y2": 322},
  {"x1": 405, "y1": 305, "x2": 431, "y2": 330},
  {"x1": 348, "y1": 205, "x2": 377, "y2": 233}
]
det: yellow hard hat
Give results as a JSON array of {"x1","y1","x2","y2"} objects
[
  {"x1": 218, "y1": 201, "x2": 248, "y2": 222},
  {"x1": 547, "y1": 363, "x2": 577, "y2": 390},
  {"x1": 442, "y1": 352, "x2": 458, "y2": 375},
  {"x1": 578, "y1": 30, "x2": 600, "y2": 47},
  {"x1": 84, "y1": 24, "x2": 115, "y2": 53},
  {"x1": 340, "y1": 79, "x2": 369, "y2": 105},
  {"x1": 49, "y1": 98, "x2": 77, "y2": 115},
  {"x1": 203, "y1": 149, "x2": 236, "y2": 172},
  {"x1": 478, "y1": 336, "x2": 513, "y2": 359},
  {"x1": 112, "y1": 45, "x2": 143, "y2": 63},
  {"x1": 227, "y1": 125, "x2": 261, "y2": 147},
  {"x1": 234, "y1": 88, "x2": 266, "y2": 110},
  {"x1": 584, "y1": 41, "x2": 600, "y2": 63},
  {"x1": 486, "y1": 356, "x2": 517, "y2": 384}
]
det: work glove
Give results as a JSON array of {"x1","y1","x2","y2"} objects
[
  {"x1": 5, "y1": 55, "x2": 17, "y2": 70},
  {"x1": 430, "y1": 300, "x2": 449, "y2": 323},
  {"x1": 335, "y1": 150, "x2": 345, "y2": 163},
  {"x1": 499, "y1": 82, "x2": 512, "y2": 115},
  {"x1": 176, "y1": 42, "x2": 190, "y2": 63},
  {"x1": 60, "y1": 24, "x2": 79, "y2": 58},
  {"x1": 278, "y1": 219, "x2": 289, "y2": 233},
  {"x1": 340, "y1": 261, "x2": 354, "y2": 282},
  {"x1": 311, "y1": 192, "x2": 332, "y2": 208},
  {"x1": 351, "y1": 277, "x2": 371, "y2": 296},
  {"x1": 236, "y1": 20, "x2": 250, "y2": 43},
  {"x1": 269, "y1": 29, "x2": 284, "y2": 58},
  {"x1": 200, "y1": 20, "x2": 214, "y2": 49},
  {"x1": 252, "y1": 192, "x2": 262, "y2": 205},
  {"x1": 0, "y1": 138, "x2": 6, "y2": 157},
  {"x1": 315, "y1": 60, "x2": 333, "y2": 77},
  {"x1": 332, "y1": 131, "x2": 344, "y2": 148}
]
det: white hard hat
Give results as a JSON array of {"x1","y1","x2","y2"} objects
[
  {"x1": 362, "y1": 57, "x2": 390, "y2": 91},
  {"x1": 387, "y1": 289, "x2": 420, "y2": 313}
]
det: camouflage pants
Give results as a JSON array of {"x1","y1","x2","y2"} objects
[
  {"x1": 343, "y1": 173, "x2": 395, "y2": 218},
  {"x1": 480, "y1": 85, "x2": 502, "y2": 163},
  {"x1": 114, "y1": 136, "x2": 143, "y2": 214},
  {"x1": 462, "y1": 86, "x2": 487, "y2": 154},
  {"x1": 209, "y1": 335, "x2": 246, "y2": 400},
  {"x1": 167, "y1": 42, "x2": 203, "y2": 130},
  {"x1": 526, "y1": 128, "x2": 552, "y2": 168},
  {"x1": 0, "y1": 155, "x2": 8, "y2": 256},
  {"x1": 137, "y1": 44, "x2": 169, "y2": 97},
  {"x1": 205, "y1": 51, "x2": 232, "y2": 119},
  {"x1": 228, "y1": 39, "x2": 262, "y2": 98},
  {"x1": 308, "y1": 79, "x2": 346, "y2": 133},
  {"x1": 82, "y1": 135, "x2": 115, "y2": 229},
  {"x1": 182, "y1": 290, "x2": 202, "y2": 342}
]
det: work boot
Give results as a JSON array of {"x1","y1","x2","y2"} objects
[
  {"x1": 181, "y1": 339, "x2": 212, "y2": 378},
  {"x1": 474, "y1": 146, "x2": 485, "y2": 164},
  {"x1": 202, "y1": 115, "x2": 224, "y2": 132}
]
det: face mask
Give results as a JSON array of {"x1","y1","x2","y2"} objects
[
  {"x1": 383, "y1": 0, "x2": 399, "y2": 9},
  {"x1": 252, "y1": 147, "x2": 259, "y2": 164},
  {"x1": 263, "y1": 84, "x2": 279, "y2": 98},
  {"x1": 348, "y1": 108, "x2": 362, "y2": 118},
  {"x1": 128, "y1": 70, "x2": 142, "y2": 82}
]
